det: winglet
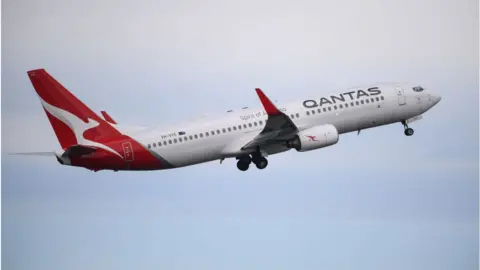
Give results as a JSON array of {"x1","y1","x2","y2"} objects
[
  {"x1": 101, "y1": 111, "x2": 117, "y2": 124},
  {"x1": 255, "y1": 88, "x2": 281, "y2": 116}
]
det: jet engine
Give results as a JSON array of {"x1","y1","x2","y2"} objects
[{"x1": 286, "y1": 124, "x2": 339, "y2": 152}]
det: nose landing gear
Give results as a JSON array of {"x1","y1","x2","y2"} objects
[{"x1": 402, "y1": 120, "x2": 414, "y2": 136}]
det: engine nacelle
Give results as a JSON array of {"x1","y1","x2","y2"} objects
[{"x1": 287, "y1": 124, "x2": 339, "y2": 152}]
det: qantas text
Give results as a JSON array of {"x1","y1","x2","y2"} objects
[{"x1": 303, "y1": 87, "x2": 381, "y2": 108}]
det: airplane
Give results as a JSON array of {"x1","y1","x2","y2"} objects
[{"x1": 12, "y1": 68, "x2": 441, "y2": 172}]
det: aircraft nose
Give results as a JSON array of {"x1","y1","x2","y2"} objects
[{"x1": 429, "y1": 93, "x2": 442, "y2": 105}]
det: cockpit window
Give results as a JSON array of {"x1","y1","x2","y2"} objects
[{"x1": 413, "y1": 86, "x2": 424, "y2": 92}]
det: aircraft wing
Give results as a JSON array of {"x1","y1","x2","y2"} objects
[{"x1": 241, "y1": 88, "x2": 299, "y2": 150}]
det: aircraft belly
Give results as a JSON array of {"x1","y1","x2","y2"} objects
[{"x1": 160, "y1": 139, "x2": 227, "y2": 167}]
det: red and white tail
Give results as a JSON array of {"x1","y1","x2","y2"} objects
[{"x1": 27, "y1": 69, "x2": 122, "y2": 149}]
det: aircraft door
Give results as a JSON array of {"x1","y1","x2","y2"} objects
[
  {"x1": 122, "y1": 141, "x2": 134, "y2": 162},
  {"x1": 396, "y1": 87, "x2": 406, "y2": 105}
]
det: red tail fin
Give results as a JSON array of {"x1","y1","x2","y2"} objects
[{"x1": 27, "y1": 69, "x2": 122, "y2": 149}]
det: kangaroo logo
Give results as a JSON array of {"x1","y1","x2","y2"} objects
[{"x1": 40, "y1": 98, "x2": 123, "y2": 159}]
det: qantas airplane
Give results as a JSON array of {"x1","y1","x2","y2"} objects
[{"x1": 13, "y1": 69, "x2": 441, "y2": 172}]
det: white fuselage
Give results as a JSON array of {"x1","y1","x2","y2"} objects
[{"x1": 127, "y1": 83, "x2": 440, "y2": 168}]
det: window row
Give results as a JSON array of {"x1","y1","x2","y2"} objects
[
  {"x1": 147, "y1": 120, "x2": 265, "y2": 149},
  {"x1": 147, "y1": 96, "x2": 385, "y2": 148},
  {"x1": 305, "y1": 96, "x2": 385, "y2": 116}
]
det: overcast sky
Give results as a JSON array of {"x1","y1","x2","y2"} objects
[{"x1": 2, "y1": 0, "x2": 478, "y2": 269}]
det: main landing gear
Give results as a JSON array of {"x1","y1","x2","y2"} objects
[
  {"x1": 236, "y1": 155, "x2": 251, "y2": 171},
  {"x1": 402, "y1": 120, "x2": 414, "y2": 136},
  {"x1": 236, "y1": 150, "x2": 268, "y2": 171}
]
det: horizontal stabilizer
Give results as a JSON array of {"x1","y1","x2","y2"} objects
[
  {"x1": 101, "y1": 111, "x2": 117, "y2": 124},
  {"x1": 9, "y1": 152, "x2": 56, "y2": 156}
]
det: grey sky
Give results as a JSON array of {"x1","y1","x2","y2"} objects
[{"x1": 2, "y1": 0, "x2": 478, "y2": 269}]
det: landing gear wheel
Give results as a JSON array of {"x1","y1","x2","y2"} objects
[
  {"x1": 404, "y1": 128, "x2": 414, "y2": 136},
  {"x1": 237, "y1": 160, "x2": 249, "y2": 171},
  {"x1": 254, "y1": 157, "x2": 268, "y2": 170},
  {"x1": 401, "y1": 121, "x2": 414, "y2": 136},
  {"x1": 236, "y1": 155, "x2": 251, "y2": 171}
]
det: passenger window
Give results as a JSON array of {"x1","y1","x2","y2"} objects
[
  {"x1": 254, "y1": 122, "x2": 258, "y2": 126},
  {"x1": 169, "y1": 140, "x2": 172, "y2": 144},
  {"x1": 163, "y1": 141, "x2": 167, "y2": 145},
  {"x1": 323, "y1": 108, "x2": 327, "y2": 112},
  {"x1": 148, "y1": 144, "x2": 151, "y2": 149},
  {"x1": 306, "y1": 111, "x2": 310, "y2": 116},
  {"x1": 366, "y1": 99, "x2": 370, "y2": 103},
  {"x1": 376, "y1": 97, "x2": 380, "y2": 101},
  {"x1": 217, "y1": 130, "x2": 220, "y2": 134},
  {"x1": 361, "y1": 100, "x2": 364, "y2": 104},
  {"x1": 243, "y1": 124, "x2": 247, "y2": 129},
  {"x1": 339, "y1": 104, "x2": 343, "y2": 109},
  {"x1": 174, "y1": 138, "x2": 178, "y2": 143},
  {"x1": 371, "y1": 98, "x2": 375, "y2": 102},
  {"x1": 194, "y1": 135, "x2": 198, "y2": 139},
  {"x1": 259, "y1": 121, "x2": 263, "y2": 125},
  {"x1": 311, "y1": 110, "x2": 315, "y2": 115},
  {"x1": 183, "y1": 137, "x2": 187, "y2": 142},
  {"x1": 350, "y1": 102, "x2": 354, "y2": 106},
  {"x1": 328, "y1": 107, "x2": 332, "y2": 111},
  {"x1": 199, "y1": 133, "x2": 203, "y2": 138},
  {"x1": 296, "y1": 113, "x2": 300, "y2": 117},
  {"x1": 179, "y1": 138, "x2": 183, "y2": 142},
  {"x1": 345, "y1": 103, "x2": 348, "y2": 108},
  {"x1": 381, "y1": 96, "x2": 384, "y2": 100},
  {"x1": 290, "y1": 114, "x2": 295, "y2": 119},
  {"x1": 233, "y1": 126, "x2": 237, "y2": 131},
  {"x1": 205, "y1": 132, "x2": 209, "y2": 137},
  {"x1": 248, "y1": 123, "x2": 252, "y2": 127},
  {"x1": 189, "y1": 135, "x2": 193, "y2": 140},
  {"x1": 228, "y1": 127, "x2": 231, "y2": 132},
  {"x1": 153, "y1": 143, "x2": 156, "y2": 147},
  {"x1": 317, "y1": 109, "x2": 321, "y2": 113},
  {"x1": 222, "y1": 128, "x2": 226, "y2": 133}
]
